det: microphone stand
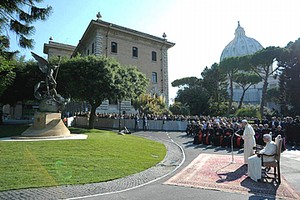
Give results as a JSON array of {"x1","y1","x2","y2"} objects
[{"x1": 231, "y1": 131, "x2": 238, "y2": 164}]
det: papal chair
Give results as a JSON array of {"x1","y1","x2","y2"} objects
[{"x1": 259, "y1": 135, "x2": 283, "y2": 184}]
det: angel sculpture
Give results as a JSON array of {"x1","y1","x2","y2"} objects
[{"x1": 31, "y1": 52, "x2": 67, "y2": 112}]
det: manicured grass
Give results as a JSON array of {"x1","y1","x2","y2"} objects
[{"x1": 0, "y1": 127, "x2": 166, "y2": 191}]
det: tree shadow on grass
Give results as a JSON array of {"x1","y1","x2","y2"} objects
[
  {"x1": 69, "y1": 127, "x2": 90, "y2": 134},
  {"x1": 0, "y1": 124, "x2": 30, "y2": 138}
]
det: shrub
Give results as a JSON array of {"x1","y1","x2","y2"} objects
[
  {"x1": 236, "y1": 107, "x2": 259, "y2": 118},
  {"x1": 169, "y1": 102, "x2": 190, "y2": 115}
]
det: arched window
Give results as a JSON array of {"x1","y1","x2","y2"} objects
[
  {"x1": 111, "y1": 42, "x2": 118, "y2": 53},
  {"x1": 132, "y1": 47, "x2": 138, "y2": 57},
  {"x1": 92, "y1": 43, "x2": 95, "y2": 54},
  {"x1": 152, "y1": 72, "x2": 157, "y2": 83},
  {"x1": 152, "y1": 51, "x2": 157, "y2": 61}
]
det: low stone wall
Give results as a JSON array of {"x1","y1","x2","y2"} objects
[{"x1": 74, "y1": 116, "x2": 187, "y2": 132}]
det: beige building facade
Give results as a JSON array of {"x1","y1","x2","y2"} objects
[
  {"x1": 72, "y1": 19, "x2": 175, "y2": 105},
  {"x1": 44, "y1": 18, "x2": 174, "y2": 113}
]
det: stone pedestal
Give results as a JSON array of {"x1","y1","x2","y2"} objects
[{"x1": 22, "y1": 112, "x2": 70, "y2": 137}]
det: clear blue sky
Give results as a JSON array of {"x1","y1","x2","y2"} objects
[{"x1": 9, "y1": 0, "x2": 300, "y2": 102}]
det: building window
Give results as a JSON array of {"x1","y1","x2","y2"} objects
[
  {"x1": 92, "y1": 43, "x2": 95, "y2": 54},
  {"x1": 87, "y1": 49, "x2": 90, "y2": 55},
  {"x1": 132, "y1": 47, "x2": 138, "y2": 57},
  {"x1": 152, "y1": 72, "x2": 157, "y2": 83},
  {"x1": 152, "y1": 51, "x2": 157, "y2": 61},
  {"x1": 111, "y1": 42, "x2": 118, "y2": 53}
]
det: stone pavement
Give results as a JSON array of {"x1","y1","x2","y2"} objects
[{"x1": 0, "y1": 131, "x2": 299, "y2": 200}]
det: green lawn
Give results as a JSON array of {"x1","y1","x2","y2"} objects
[{"x1": 0, "y1": 126, "x2": 166, "y2": 191}]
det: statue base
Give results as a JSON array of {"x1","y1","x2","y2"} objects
[
  {"x1": 39, "y1": 97, "x2": 64, "y2": 113},
  {"x1": 21, "y1": 112, "x2": 70, "y2": 137}
]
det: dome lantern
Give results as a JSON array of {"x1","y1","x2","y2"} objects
[{"x1": 234, "y1": 21, "x2": 246, "y2": 37}]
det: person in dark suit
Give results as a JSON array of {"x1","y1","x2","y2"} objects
[
  {"x1": 212, "y1": 123, "x2": 223, "y2": 146},
  {"x1": 142, "y1": 115, "x2": 148, "y2": 131},
  {"x1": 134, "y1": 114, "x2": 140, "y2": 131},
  {"x1": 274, "y1": 125, "x2": 286, "y2": 151},
  {"x1": 203, "y1": 123, "x2": 213, "y2": 145},
  {"x1": 193, "y1": 123, "x2": 204, "y2": 144},
  {"x1": 223, "y1": 124, "x2": 233, "y2": 148},
  {"x1": 235, "y1": 124, "x2": 244, "y2": 148}
]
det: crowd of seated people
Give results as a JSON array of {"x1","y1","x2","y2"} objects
[
  {"x1": 75, "y1": 112, "x2": 190, "y2": 121},
  {"x1": 188, "y1": 120, "x2": 245, "y2": 148},
  {"x1": 187, "y1": 116, "x2": 300, "y2": 150},
  {"x1": 74, "y1": 112, "x2": 299, "y2": 146}
]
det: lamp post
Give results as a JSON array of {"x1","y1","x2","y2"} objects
[
  {"x1": 118, "y1": 100, "x2": 121, "y2": 132},
  {"x1": 123, "y1": 110, "x2": 126, "y2": 127},
  {"x1": 231, "y1": 131, "x2": 236, "y2": 164}
]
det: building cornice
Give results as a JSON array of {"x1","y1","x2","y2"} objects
[
  {"x1": 72, "y1": 19, "x2": 175, "y2": 57},
  {"x1": 44, "y1": 41, "x2": 76, "y2": 54}
]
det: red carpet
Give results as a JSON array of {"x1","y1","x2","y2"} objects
[{"x1": 165, "y1": 153, "x2": 300, "y2": 199}]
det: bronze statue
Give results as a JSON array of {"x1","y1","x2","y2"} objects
[{"x1": 31, "y1": 52, "x2": 67, "y2": 112}]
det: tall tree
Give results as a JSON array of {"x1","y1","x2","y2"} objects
[
  {"x1": 286, "y1": 39, "x2": 300, "y2": 114},
  {"x1": 266, "y1": 87, "x2": 280, "y2": 104},
  {"x1": 233, "y1": 72, "x2": 261, "y2": 109},
  {"x1": 0, "y1": 0, "x2": 52, "y2": 100},
  {"x1": 0, "y1": 0, "x2": 52, "y2": 51},
  {"x1": 171, "y1": 77, "x2": 200, "y2": 89},
  {"x1": 132, "y1": 94, "x2": 169, "y2": 116},
  {"x1": 0, "y1": 60, "x2": 40, "y2": 104},
  {"x1": 277, "y1": 38, "x2": 300, "y2": 115},
  {"x1": 0, "y1": 55, "x2": 16, "y2": 96},
  {"x1": 219, "y1": 57, "x2": 240, "y2": 114},
  {"x1": 278, "y1": 69, "x2": 288, "y2": 115},
  {"x1": 249, "y1": 46, "x2": 283, "y2": 117},
  {"x1": 169, "y1": 101, "x2": 190, "y2": 116},
  {"x1": 171, "y1": 77, "x2": 210, "y2": 115},
  {"x1": 113, "y1": 65, "x2": 148, "y2": 102},
  {"x1": 0, "y1": 54, "x2": 16, "y2": 125},
  {"x1": 57, "y1": 56, "x2": 148, "y2": 129},
  {"x1": 201, "y1": 63, "x2": 228, "y2": 115}
]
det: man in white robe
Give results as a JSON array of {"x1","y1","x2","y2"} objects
[
  {"x1": 248, "y1": 134, "x2": 277, "y2": 182},
  {"x1": 238, "y1": 119, "x2": 256, "y2": 164}
]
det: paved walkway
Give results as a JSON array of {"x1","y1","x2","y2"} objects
[{"x1": 1, "y1": 131, "x2": 299, "y2": 200}]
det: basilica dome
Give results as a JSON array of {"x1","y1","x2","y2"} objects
[{"x1": 220, "y1": 22, "x2": 263, "y2": 61}]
